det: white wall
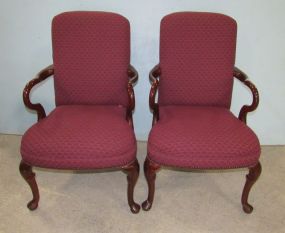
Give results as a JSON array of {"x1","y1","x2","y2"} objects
[{"x1": 0, "y1": 0, "x2": 284, "y2": 144}]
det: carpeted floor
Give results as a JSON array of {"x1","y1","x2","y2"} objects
[{"x1": 0, "y1": 134, "x2": 284, "y2": 233}]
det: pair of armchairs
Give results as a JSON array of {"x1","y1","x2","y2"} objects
[{"x1": 20, "y1": 11, "x2": 261, "y2": 215}]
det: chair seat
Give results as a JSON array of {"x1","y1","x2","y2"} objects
[
  {"x1": 148, "y1": 106, "x2": 261, "y2": 169},
  {"x1": 21, "y1": 105, "x2": 136, "y2": 169}
]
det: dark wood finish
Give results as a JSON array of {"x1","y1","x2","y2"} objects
[
  {"x1": 126, "y1": 64, "x2": 138, "y2": 127},
  {"x1": 241, "y1": 162, "x2": 262, "y2": 213},
  {"x1": 141, "y1": 156, "x2": 161, "y2": 211},
  {"x1": 19, "y1": 160, "x2": 40, "y2": 210},
  {"x1": 21, "y1": 65, "x2": 52, "y2": 210},
  {"x1": 122, "y1": 159, "x2": 140, "y2": 213},
  {"x1": 149, "y1": 65, "x2": 160, "y2": 125},
  {"x1": 19, "y1": 158, "x2": 141, "y2": 213},
  {"x1": 233, "y1": 67, "x2": 259, "y2": 123},
  {"x1": 23, "y1": 65, "x2": 54, "y2": 121}
]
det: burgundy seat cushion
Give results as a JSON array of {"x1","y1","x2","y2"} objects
[
  {"x1": 52, "y1": 12, "x2": 130, "y2": 106},
  {"x1": 148, "y1": 106, "x2": 260, "y2": 169},
  {"x1": 21, "y1": 106, "x2": 136, "y2": 169},
  {"x1": 159, "y1": 12, "x2": 237, "y2": 108}
]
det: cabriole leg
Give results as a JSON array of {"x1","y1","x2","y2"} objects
[
  {"x1": 122, "y1": 159, "x2": 140, "y2": 214},
  {"x1": 142, "y1": 156, "x2": 161, "y2": 211},
  {"x1": 19, "y1": 160, "x2": 40, "y2": 210},
  {"x1": 241, "y1": 161, "x2": 262, "y2": 213}
]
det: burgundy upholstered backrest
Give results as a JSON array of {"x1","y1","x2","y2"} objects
[
  {"x1": 159, "y1": 12, "x2": 237, "y2": 108},
  {"x1": 52, "y1": 12, "x2": 130, "y2": 106}
]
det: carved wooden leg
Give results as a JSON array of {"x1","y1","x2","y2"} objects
[
  {"x1": 142, "y1": 157, "x2": 161, "y2": 211},
  {"x1": 122, "y1": 159, "x2": 140, "y2": 214},
  {"x1": 241, "y1": 161, "x2": 262, "y2": 213},
  {"x1": 19, "y1": 160, "x2": 40, "y2": 210}
]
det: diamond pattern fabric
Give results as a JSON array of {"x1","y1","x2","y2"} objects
[
  {"x1": 21, "y1": 105, "x2": 136, "y2": 169},
  {"x1": 159, "y1": 12, "x2": 237, "y2": 108},
  {"x1": 148, "y1": 106, "x2": 260, "y2": 169},
  {"x1": 52, "y1": 12, "x2": 130, "y2": 106}
]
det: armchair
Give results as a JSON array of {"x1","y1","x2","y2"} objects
[
  {"x1": 142, "y1": 12, "x2": 262, "y2": 214},
  {"x1": 20, "y1": 12, "x2": 140, "y2": 213}
]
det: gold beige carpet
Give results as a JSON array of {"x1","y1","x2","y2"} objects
[{"x1": 0, "y1": 134, "x2": 284, "y2": 233}]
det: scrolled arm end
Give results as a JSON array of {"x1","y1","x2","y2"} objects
[
  {"x1": 149, "y1": 64, "x2": 160, "y2": 83},
  {"x1": 23, "y1": 65, "x2": 54, "y2": 121},
  {"x1": 233, "y1": 67, "x2": 259, "y2": 123},
  {"x1": 128, "y1": 64, "x2": 138, "y2": 85},
  {"x1": 233, "y1": 67, "x2": 248, "y2": 82}
]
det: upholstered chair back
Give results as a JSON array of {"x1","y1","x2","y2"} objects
[
  {"x1": 159, "y1": 12, "x2": 237, "y2": 108},
  {"x1": 52, "y1": 12, "x2": 130, "y2": 106}
]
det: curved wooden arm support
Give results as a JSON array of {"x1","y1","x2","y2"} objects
[
  {"x1": 126, "y1": 65, "x2": 138, "y2": 125},
  {"x1": 23, "y1": 65, "x2": 54, "y2": 121},
  {"x1": 233, "y1": 67, "x2": 259, "y2": 123},
  {"x1": 149, "y1": 65, "x2": 160, "y2": 124}
]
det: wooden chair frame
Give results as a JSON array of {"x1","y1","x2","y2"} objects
[
  {"x1": 20, "y1": 64, "x2": 141, "y2": 214},
  {"x1": 142, "y1": 65, "x2": 262, "y2": 214}
]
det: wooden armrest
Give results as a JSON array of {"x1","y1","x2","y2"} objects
[
  {"x1": 233, "y1": 67, "x2": 259, "y2": 123},
  {"x1": 149, "y1": 65, "x2": 160, "y2": 124},
  {"x1": 126, "y1": 65, "x2": 139, "y2": 125},
  {"x1": 23, "y1": 65, "x2": 54, "y2": 121}
]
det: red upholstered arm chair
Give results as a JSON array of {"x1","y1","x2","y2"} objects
[
  {"x1": 20, "y1": 12, "x2": 140, "y2": 214},
  {"x1": 142, "y1": 12, "x2": 261, "y2": 214}
]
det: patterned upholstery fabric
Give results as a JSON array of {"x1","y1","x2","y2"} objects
[
  {"x1": 21, "y1": 106, "x2": 136, "y2": 169},
  {"x1": 148, "y1": 106, "x2": 260, "y2": 169},
  {"x1": 159, "y1": 12, "x2": 237, "y2": 108},
  {"x1": 52, "y1": 12, "x2": 130, "y2": 106}
]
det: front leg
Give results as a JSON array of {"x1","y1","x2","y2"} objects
[
  {"x1": 19, "y1": 160, "x2": 40, "y2": 210},
  {"x1": 241, "y1": 161, "x2": 262, "y2": 213},
  {"x1": 122, "y1": 159, "x2": 140, "y2": 213},
  {"x1": 142, "y1": 156, "x2": 161, "y2": 211}
]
